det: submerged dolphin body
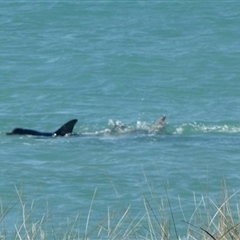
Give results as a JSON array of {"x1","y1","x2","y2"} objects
[
  {"x1": 6, "y1": 119, "x2": 78, "y2": 137},
  {"x1": 108, "y1": 115, "x2": 167, "y2": 135}
]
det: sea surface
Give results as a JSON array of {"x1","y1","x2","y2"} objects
[{"x1": 1, "y1": 1, "x2": 240, "y2": 238}]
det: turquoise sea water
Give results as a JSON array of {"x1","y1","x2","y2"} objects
[{"x1": 1, "y1": 1, "x2": 240, "y2": 238}]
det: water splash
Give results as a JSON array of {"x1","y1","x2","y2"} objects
[{"x1": 173, "y1": 122, "x2": 240, "y2": 135}]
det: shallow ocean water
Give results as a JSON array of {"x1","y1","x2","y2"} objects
[{"x1": 1, "y1": 1, "x2": 240, "y2": 237}]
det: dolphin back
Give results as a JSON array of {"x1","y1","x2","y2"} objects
[
  {"x1": 6, "y1": 119, "x2": 78, "y2": 136},
  {"x1": 6, "y1": 128, "x2": 52, "y2": 136},
  {"x1": 54, "y1": 119, "x2": 78, "y2": 136}
]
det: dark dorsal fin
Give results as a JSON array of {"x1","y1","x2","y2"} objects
[{"x1": 54, "y1": 119, "x2": 78, "y2": 136}]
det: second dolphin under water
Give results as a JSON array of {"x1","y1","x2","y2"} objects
[{"x1": 100, "y1": 115, "x2": 167, "y2": 135}]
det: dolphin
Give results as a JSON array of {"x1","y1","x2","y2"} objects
[
  {"x1": 108, "y1": 115, "x2": 167, "y2": 135},
  {"x1": 152, "y1": 115, "x2": 166, "y2": 132},
  {"x1": 6, "y1": 119, "x2": 78, "y2": 137}
]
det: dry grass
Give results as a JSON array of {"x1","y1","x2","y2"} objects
[
  {"x1": 184, "y1": 180, "x2": 240, "y2": 240},
  {"x1": 1, "y1": 179, "x2": 240, "y2": 239}
]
